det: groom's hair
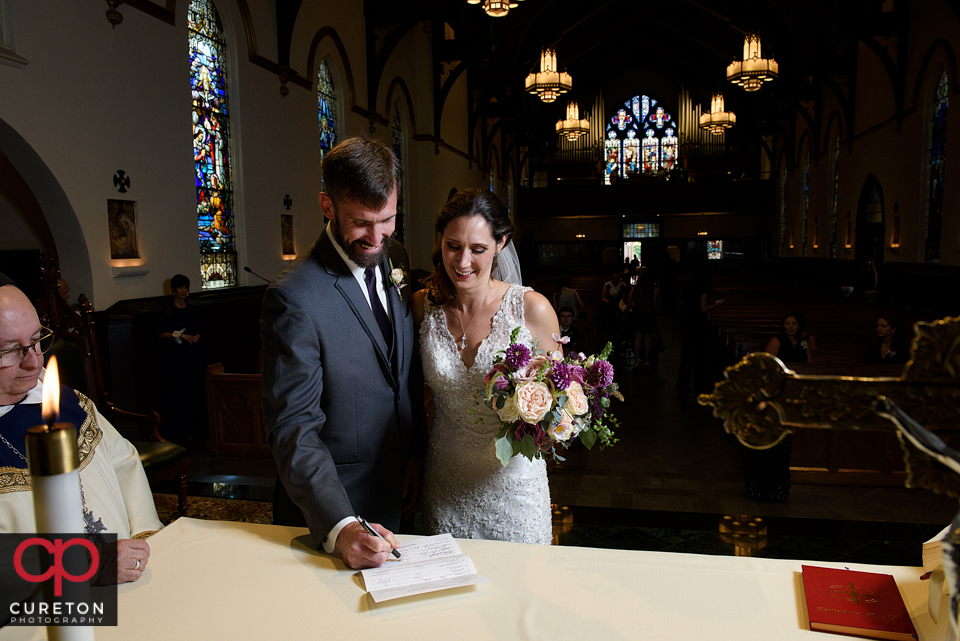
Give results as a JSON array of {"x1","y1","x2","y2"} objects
[
  {"x1": 423, "y1": 189, "x2": 513, "y2": 306},
  {"x1": 321, "y1": 137, "x2": 400, "y2": 211}
]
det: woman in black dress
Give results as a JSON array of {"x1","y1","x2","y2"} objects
[
  {"x1": 745, "y1": 313, "x2": 816, "y2": 503},
  {"x1": 158, "y1": 274, "x2": 203, "y2": 445},
  {"x1": 765, "y1": 313, "x2": 817, "y2": 363},
  {"x1": 864, "y1": 316, "x2": 909, "y2": 364}
]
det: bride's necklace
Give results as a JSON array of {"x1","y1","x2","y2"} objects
[{"x1": 455, "y1": 284, "x2": 496, "y2": 350}]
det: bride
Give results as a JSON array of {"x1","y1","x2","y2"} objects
[{"x1": 412, "y1": 189, "x2": 560, "y2": 544}]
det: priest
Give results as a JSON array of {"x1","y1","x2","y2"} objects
[{"x1": 0, "y1": 277, "x2": 162, "y2": 584}]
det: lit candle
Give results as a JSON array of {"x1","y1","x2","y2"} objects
[{"x1": 25, "y1": 357, "x2": 96, "y2": 641}]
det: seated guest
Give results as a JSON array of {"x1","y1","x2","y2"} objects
[
  {"x1": 765, "y1": 313, "x2": 817, "y2": 363},
  {"x1": 552, "y1": 276, "x2": 584, "y2": 317},
  {"x1": 864, "y1": 316, "x2": 909, "y2": 364},
  {"x1": 0, "y1": 281, "x2": 161, "y2": 584},
  {"x1": 557, "y1": 306, "x2": 582, "y2": 355}
]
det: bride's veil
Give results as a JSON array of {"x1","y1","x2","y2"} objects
[{"x1": 492, "y1": 238, "x2": 522, "y2": 286}]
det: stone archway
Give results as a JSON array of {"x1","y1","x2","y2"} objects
[{"x1": 0, "y1": 117, "x2": 92, "y2": 301}]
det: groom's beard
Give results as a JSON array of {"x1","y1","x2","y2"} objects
[{"x1": 330, "y1": 218, "x2": 393, "y2": 269}]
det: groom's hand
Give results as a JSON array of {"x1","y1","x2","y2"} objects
[{"x1": 335, "y1": 521, "x2": 399, "y2": 569}]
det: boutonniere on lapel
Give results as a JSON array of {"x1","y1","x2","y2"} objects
[{"x1": 389, "y1": 261, "x2": 407, "y2": 300}]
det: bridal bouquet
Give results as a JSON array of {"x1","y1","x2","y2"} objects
[{"x1": 478, "y1": 327, "x2": 621, "y2": 467}]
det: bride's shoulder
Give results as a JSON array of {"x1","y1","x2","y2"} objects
[{"x1": 521, "y1": 289, "x2": 555, "y2": 321}]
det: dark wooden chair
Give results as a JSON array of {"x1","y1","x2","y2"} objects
[{"x1": 34, "y1": 254, "x2": 188, "y2": 516}]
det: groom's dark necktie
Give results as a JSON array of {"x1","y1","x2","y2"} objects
[{"x1": 364, "y1": 266, "x2": 392, "y2": 350}]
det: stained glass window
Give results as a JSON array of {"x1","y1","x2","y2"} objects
[
  {"x1": 623, "y1": 130, "x2": 640, "y2": 175},
  {"x1": 390, "y1": 101, "x2": 405, "y2": 244},
  {"x1": 318, "y1": 61, "x2": 337, "y2": 167},
  {"x1": 641, "y1": 130, "x2": 658, "y2": 173},
  {"x1": 802, "y1": 151, "x2": 810, "y2": 256},
  {"x1": 603, "y1": 94, "x2": 678, "y2": 184},
  {"x1": 189, "y1": 0, "x2": 236, "y2": 288},
  {"x1": 604, "y1": 130, "x2": 621, "y2": 182},
  {"x1": 661, "y1": 128, "x2": 678, "y2": 172},
  {"x1": 926, "y1": 70, "x2": 948, "y2": 263},
  {"x1": 830, "y1": 136, "x2": 840, "y2": 258},
  {"x1": 622, "y1": 223, "x2": 660, "y2": 238},
  {"x1": 707, "y1": 240, "x2": 723, "y2": 260}
]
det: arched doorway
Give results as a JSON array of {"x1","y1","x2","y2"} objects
[
  {"x1": 0, "y1": 117, "x2": 92, "y2": 300},
  {"x1": 855, "y1": 174, "x2": 885, "y2": 267}
]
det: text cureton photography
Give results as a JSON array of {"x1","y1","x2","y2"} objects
[{"x1": 0, "y1": 533, "x2": 119, "y2": 627}]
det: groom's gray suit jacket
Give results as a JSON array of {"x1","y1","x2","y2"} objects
[{"x1": 260, "y1": 231, "x2": 426, "y2": 549}]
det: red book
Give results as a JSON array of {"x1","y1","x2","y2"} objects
[{"x1": 801, "y1": 565, "x2": 918, "y2": 641}]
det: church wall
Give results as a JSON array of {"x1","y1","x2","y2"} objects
[
  {"x1": 0, "y1": 150, "x2": 46, "y2": 251},
  {"x1": 778, "y1": 0, "x2": 960, "y2": 267},
  {"x1": 0, "y1": 0, "x2": 481, "y2": 307},
  {"x1": 0, "y1": 1, "x2": 194, "y2": 307}
]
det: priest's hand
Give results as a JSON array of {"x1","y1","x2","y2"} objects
[
  {"x1": 335, "y1": 521, "x2": 398, "y2": 569},
  {"x1": 93, "y1": 539, "x2": 151, "y2": 585}
]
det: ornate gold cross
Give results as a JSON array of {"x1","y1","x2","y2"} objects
[{"x1": 699, "y1": 316, "x2": 960, "y2": 498}]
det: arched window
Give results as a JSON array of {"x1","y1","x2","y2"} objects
[
  {"x1": 189, "y1": 0, "x2": 236, "y2": 288},
  {"x1": 926, "y1": 70, "x2": 948, "y2": 264},
  {"x1": 390, "y1": 101, "x2": 405, "y2": 244},
  {"x1": 318, "y1": 61, "x2": 338, "y2": 166},
  {"x1": 830, "y1": 135, "x2": 840, "y2": 258},
  {"x1": 604, "y1": 95, "x2": 678, "y2": 184},
  {"x1": 802, "y1": 150, "x2": 810, "y2": 256},
  {"x1": 778, "y1": 161, "x2": 787, "y2": 254}
]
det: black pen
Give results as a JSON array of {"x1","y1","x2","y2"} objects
[{"x1": 356, "y1": 516, "x2": 401, "y2": 559}]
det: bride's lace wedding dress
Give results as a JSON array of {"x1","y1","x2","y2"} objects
[{"x1": 419, "y1": 284, "x2": 552, "y2": 544}]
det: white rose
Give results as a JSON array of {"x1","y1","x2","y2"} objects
[
  {"x1": 391, "y1": 268, "x2": 404, "y2": 284},
  {"x1": 497, "y1": 393, "x2": 521, "y2": 423}
]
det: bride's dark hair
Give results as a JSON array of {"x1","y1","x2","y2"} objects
[{"x1": 422, "y1": 188, "x2": 513, "y2": 306}]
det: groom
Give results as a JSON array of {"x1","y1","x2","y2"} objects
[{"x1": 260, "y1": 136, "x2": 426, "y2": 569}]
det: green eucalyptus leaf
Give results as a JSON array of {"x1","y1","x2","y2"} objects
[
  {"x1": 495, "y1": 436, "x2": 514, "y2": 467},
  {"x1": 580, "y1": 427, "x2": 598, "y2": 450},
  {"x1": 520, "y1": 434, "x2": 537, "y2": 460}
]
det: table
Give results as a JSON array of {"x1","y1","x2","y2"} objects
[{"x1": 3, "y1": 518, "x2": 949, "y2": 640}]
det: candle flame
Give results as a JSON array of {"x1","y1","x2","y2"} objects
[{"x1": 41, "y1": 356, "x2": 60, "y2": 427}]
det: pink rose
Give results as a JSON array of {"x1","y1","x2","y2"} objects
[
  {"x1": 564, "y1": 381, "x2": 589, "y2": 416},
  {"x1": 513, "y1": 355, "x2": 548, "y2": 383},
  {"x1": 549, "y1": 410, "x2": 576, "y2": 442},
  {"x1": 515, "y1": 381, "x2": 553, "y2": 423}
]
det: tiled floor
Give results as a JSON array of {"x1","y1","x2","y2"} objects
[{"x1": 158, "y1": 307, "x2": 958, "y2": 567}]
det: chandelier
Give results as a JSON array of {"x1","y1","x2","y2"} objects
[
  {"x1": 555, "y1": 101, "x2": 590, "y2": 141},
  {"x1": 726, "y1": 32, "x2": 778, "y2": 91},
  {"x1": 525, "y1": 48, "x2": 572, "y2": 103},
  {"x1": 467, "y1": 0, "x2": 521, "y2": 18},
  {"x1": 698, "y1": 93, "x2": 736, "y2": 135}
]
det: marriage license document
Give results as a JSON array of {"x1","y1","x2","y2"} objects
[{"x1": 359, "y1": 534, "x2": 491, "y2": 602}]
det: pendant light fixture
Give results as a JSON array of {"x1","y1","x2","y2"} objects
[
  {"x1": 466, "y1": 0, "x2": 521, "y2": 18},
  {"x1": 726, "y1": 31, "x2": 778, "y2": 92},
  {"x1": 698, "y1": 93, "x2": 736, "y2": 135},
  {"x1": 556, "y1": 101, "x2": 590, "y2": 141},
  {"x1": 525, "y1": 47, "x2": 572, "y2": 103}
]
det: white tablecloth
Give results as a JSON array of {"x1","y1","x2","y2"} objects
[{"x1": 2, "y1": 517, "x2": 950, "y2": 640}]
